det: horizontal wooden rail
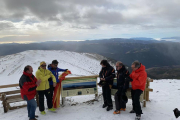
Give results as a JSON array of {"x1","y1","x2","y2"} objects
[
  {"x1": 0, "y1": 84, "x2": 19, "y2": 89},
  {"x1": 145, "y1": 88, "x2": 153, "y2": 92},
  {"x1": 6, "y1": 94, "x2": 21, "y2": 100},
  {"x1": 65, "y1": 75, "x2": 99, "y2": 80},
  {"x1": 0, "y1": 90, "x2": 20, "y2": 95}
]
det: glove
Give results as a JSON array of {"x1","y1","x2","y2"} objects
[
  {"x1": 125, "y1": 76, "x2": 133, "y2": 82},
  {"x1": 48, "y1": 77, "x2": 52, "y2": 81}
]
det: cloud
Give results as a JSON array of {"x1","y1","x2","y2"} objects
[
  {"x1": 2, "y1": 0, "x2": 180, "y2": 27},
  {"x1": 0, "y1": 21, "x2": 15, "y2": 30},
  {"x1": 0, "y1": 0, "x2": 180, "y2": 42}
]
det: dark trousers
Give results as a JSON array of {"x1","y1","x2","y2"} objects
[
  {"x1": 50, "y1": 85, "x2": 55, "y2": 99},
  {"x1": 27, "y1": 99, "x2": 37, "y2": 119},
  {"x1": 115, "y1": 92, "x2": 126, "y2": 110},
  {"x1": 131, "y1": 89, "x2": 143, "y2": 115},
  {"x1": 37, "y1": 89, "x2": 53, "y2": 112},
  {"x1": 102, "y1": 85, "x2": 113, "y2": 107}
]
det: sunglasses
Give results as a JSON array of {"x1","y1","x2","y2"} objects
[
  {"x1": 53, "y1": 64, "x2": 58, "y2": 66},
  {"x1": 41, "y1": 65, "x2": 47, "y2": 67}
]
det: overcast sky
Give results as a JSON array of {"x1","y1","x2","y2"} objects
[{"x1": 0, "y1": 0, "x2": 180, "y2": 43}]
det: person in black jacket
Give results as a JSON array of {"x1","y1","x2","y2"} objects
[
  {"x1": 99, "y1": 60, "x2": 115, "y2": 111},
  {"x1": 113, "y1": 61, "x2": 130, "y2": 114}
]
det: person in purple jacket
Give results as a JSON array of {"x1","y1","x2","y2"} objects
[{"x1": 48, "y1": 60, "x2": 68, "y2": 99}]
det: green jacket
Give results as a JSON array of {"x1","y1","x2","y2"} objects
[{"x1": 36, "y1": 67, "x2": 56, "y2": 91}]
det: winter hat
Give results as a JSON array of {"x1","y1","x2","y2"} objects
[
  {"x1": 52, "y1": 60, "x2": 59, "y2": 64},
  {"x1": 40, "y1": 61, "x2": 46, "y2": 66}
]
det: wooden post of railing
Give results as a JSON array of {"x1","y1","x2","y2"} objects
[
  {"x1": 146, "y1": 78, "x2": 153, "y2": 101},
  {"x1": 146, "y1": 81, "x2": 150, "y2": 101},
  {"x1": 2, "y1": 93, "x2": 8, "y2": 113},
  {"x1": 36, "y1": 93, "x2": 39, "y2": 107},
  {"x1": 143, "y1": 88, "x2": 146, "y2": 107}
]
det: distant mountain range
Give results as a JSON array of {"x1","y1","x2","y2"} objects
[
  {"x1": 130, "y1": 37, "x2": 155, "y2": 41},
  {"x1": 1, "y1": 38, "x2": 180, "y2": 69},
  {"x1": 1, "y1": 38, "x2": 180, "y2": 79},
  {"x1": 1, "y1": 37, "x2": 180, "y2": 80},
  {"x1": 146, "y1": 65, "x2": 180, "y2": 79}
]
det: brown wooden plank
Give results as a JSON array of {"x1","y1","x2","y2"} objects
[
  {"x1": 143, "y1": 88, "x2": 146, "y2": 107},
  {"x1": 143, "y1": 100, "x2": 146, "y2": 107},
  {"x1": 147, "y1": 81, "x2": 150, "y2": 87},
  {"x1": 65, "y1": 75, "x2": 99, "y2": 80},
  {"x1": 145, "y1": 88, "x2": 153, "y2": 92},
  {"x1": 1, "y1": 93, "x2": 8, "y2": 113},
  {"x1": 0, "y1": 84, "x2": 19, "y2": 88},
  {"x1": 6, "y1": 94, "x2": 22, "y2": 100},
  {"x1": 7, "y1": 98, "x2": 24, "y2": 103},
  {"x1": 147, "y1": 77, "x2": 153, "y2": 82},
  {"x1": 146, "y1": 91, "x2": 150, "y2": 101},
  {"x1": 0, "y1": 90, "x2": 20, "y2": 95},
  {"x1": 126, "y1": 88, "x2": 153, "y2": 92}
]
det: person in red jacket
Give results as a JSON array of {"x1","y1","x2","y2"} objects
[
  {"x1": 129, "y1": 61, "x2": 147, "y2": 120},
  {"x1": 19, "y1": 65, "x2": 41, "y2": 120}
]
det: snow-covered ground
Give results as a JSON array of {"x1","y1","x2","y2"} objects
[
  {"x1": 0, "y1": 50, "x2": 179, "y2": 120},
  {"x1": 0, "y1": 79, "x2": 180, "y2": 120}
]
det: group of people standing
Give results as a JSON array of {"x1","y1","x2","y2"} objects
[
  {"x1": 19, "y1": 59, "x2": 147, "y2": 120},
  {"x1": 98, "y1": 60, "x2": 147, "y2": 120},
  {"x1": 19, "y1": 60, "x2": 67, "y2": 120}
]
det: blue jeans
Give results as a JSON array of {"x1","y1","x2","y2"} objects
[{"x1": 27, "y1": 99, "x2": 37, "y2": 119}]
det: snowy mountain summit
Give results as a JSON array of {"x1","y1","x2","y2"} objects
[
  {"x1": 0, "y1": 50, "x2": 109, "y2": 84},
  {"x1": 0, "y1": 50, "x2": 179, "y2": 120}
]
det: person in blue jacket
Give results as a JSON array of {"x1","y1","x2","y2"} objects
[{"x1": 48, "y1": 60, "x2": 68, "y2": 99}]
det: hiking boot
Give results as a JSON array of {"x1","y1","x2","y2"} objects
[
  {"x1": 40, "y1": 111, "x2": 46, "y2": 115},
  {"x1": 29, "y1": 118, "x2": 37, "y2": 120},
  {"x1": 130, "y1": 109, "x2": 135, "y2": 113},
  {"x1": 48, "y1": 108, "x2": 56, "y2": 112},
  {"x1": 120, "y1": 108, "x2": 126, "y2": 111},
  {"x1": 174, "y1": 108, "x2": 180, "y2": 118},
  {"x1": 113, "y1": 110, "x2": 120, "y2": 114},
  {"x1": 102, "y1": 104, "x2": 108, "y2": 108},
  {"x1": 135, "y1": 114, "x2": 141, "y2": 120},
  {"x1": 106, "y1": 106, "x2": 113, "y2": 111}
]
